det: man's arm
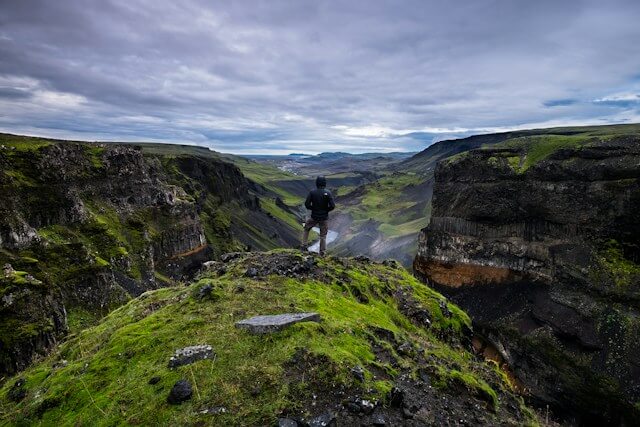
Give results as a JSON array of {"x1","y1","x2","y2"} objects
[
  {"x1": 326, "y1": 191, "x2": 335, "y2": 212},
  {"x1": 305, "y1": 192, "x2": 313, "y2": 210}
]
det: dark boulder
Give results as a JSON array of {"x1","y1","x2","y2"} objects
[{"x1": 167, "y1": 379, "x2": 192, "y2": 404}]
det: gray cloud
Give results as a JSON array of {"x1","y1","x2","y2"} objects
[{"x1": 1, "y1": 0, "x2": 640, "y2": 154}]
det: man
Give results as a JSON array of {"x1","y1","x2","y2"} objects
[{"x1": 301, "y1": 176, "x2": 335, "y2": 256}]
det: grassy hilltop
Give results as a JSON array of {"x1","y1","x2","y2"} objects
[{"x1": 0, "y1": 251, "x2": 535, "y2": 426}]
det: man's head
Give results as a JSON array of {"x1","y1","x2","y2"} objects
[{"x1": 315, "y1": 176, "x2": 327, "y2": 188}]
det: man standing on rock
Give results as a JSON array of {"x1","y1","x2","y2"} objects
[{"x1": 301, "y1": 176, "x2": 335, "y2": 256}]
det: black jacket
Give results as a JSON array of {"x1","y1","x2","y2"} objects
[{"x1": 305, "y1": 187, "x2": 335, "y2": 220}]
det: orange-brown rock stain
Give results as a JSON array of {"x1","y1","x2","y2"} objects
[{"x1": 413, "y1": 257, "x2": 523, "y2": 287}]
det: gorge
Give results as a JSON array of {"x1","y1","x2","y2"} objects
[{"x1": 1, "y1": 125, "x2": 640, "y2": 426}]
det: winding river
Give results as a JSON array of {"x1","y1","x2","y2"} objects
[{"x1": 308, "y1": 228, "x2": 339, "y2": 253}]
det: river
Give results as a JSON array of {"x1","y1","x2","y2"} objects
[{"x1": 308, "y1": 228, "x2": 339, "y2": 253}]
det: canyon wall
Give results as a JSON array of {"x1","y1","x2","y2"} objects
[
  {"x1": 0, "y1": 138, "x2": 298, "y2": 374},
  {"x1": 414, "y1": 135, "x2": 640, "y2": 424}
]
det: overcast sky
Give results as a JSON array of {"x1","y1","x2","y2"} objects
[{"x1": 1, "y1": 0, "x2": 640, "y2": 154}]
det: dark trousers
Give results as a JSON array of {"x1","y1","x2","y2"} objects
[{"x1": 301, "y1": 217, "x2": 328, "y2": 254}]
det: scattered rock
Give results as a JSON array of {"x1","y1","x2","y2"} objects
[
  {"x1": 245, "y1": 267, "x2": 259, "y2": 278},
  {"x1": 202, "y1": 261, "x2": 218, "y2": 270},
  {"x1": 381, "y1": 259, "x2": 399, "y2": 269},
  {"x1": 402, "y1": 407, "x2": 416, "y2": 419},
  {"x1": 52, "y1": 359, "x2": 68, "y2": 369},
  {"x1": 235, "y1": 312, "x2": 321, "y2": 334},
  {"x1": 354, "y1": 255, "x2": 371, "y2": 263},
  {"x1": 370, "y1": 413, "x2": 386, "y2": 426},
  {"x1": 394, "y1": 288, "x2": 432, "y2": 328},
  {"x1": 168, "y1": 345, "x2": 214, "y2": 368},
  {"x1": 303, "y1": 256, "x2": 316, "y2": 270},
  {"x1": 8, "y1": 379, "x2": 26, "y2": 402},
  {"x1": 439, "y1": 300, "x2": 452, "y2": 318},
  {"x1": 351, "y1": 365, "x2": 365, "y2": 382},
  {"x1": 220, "y1": 252, "x2": 243, "y2": 263},
  {"x1": 346, "y1": 401, "x2": 361, "y2": 413},
  {"x1": 389, "y1": 387, "x2": 404, "y2": 407},
  {"x1": 2, "y1": 293, "x2": 14, "y2": 307},
  {"x1": 167, "y1": 379, "x2": 192, "y2": 404},
  {"x1": 417, "y1": 368, "x2": 431, "y2": 386},
  {"x1": 308, "y1": 411, "x2": 337, "y2": 427},
  {"x1": 196, "y1": 284, "x2": 213, "y2": 300},
  {"x1": 397, "y1": 341, "x2": 413, "y2": 356},
  {"x1": 347, "y1": 398, "x2": 376, "y2": 414},
  {"x1": 148, "y1": 376, "x2": 161, "y2": 385},
  {"x1": 278, "y1": 418, "x2": 298, "y2": 427},
  {"x1": 3, "y1": 263, "x2": 14, "y2": 277},
  {"x1": 199, "y1": 406, "x2": 227, "y2": 415}
]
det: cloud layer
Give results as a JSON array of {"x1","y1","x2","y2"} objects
[{"x1": 1, "y1": 0, "x2": 640, "y2": 153}]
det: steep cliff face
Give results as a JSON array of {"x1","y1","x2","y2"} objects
[
  {"x1": 414, "y1": 134, "x2": 640, "y2": 424},
  {"x1": 0, "y1": 135, "x2": 300, "y2": 375}
]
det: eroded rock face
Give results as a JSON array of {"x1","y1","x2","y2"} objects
[
  {"x1": 0, "y1": 142, "x2": 255, "y2": 375},
  {"x1": 414, "y1": 136, "x2": 640, "y2": 425}
]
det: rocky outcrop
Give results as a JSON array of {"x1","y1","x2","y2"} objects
[
  {"x1": 414, "y1": 135, "x2": 640, "y2": 425},
  {"x1": 0, "y1": 143, "x2": 213, "y2": 374},
  {"x1": 0, "y1": 137, "x2": 298, "y2": 376},
  {"x1": 0, "y1": 265, "x2": 68, "y2": 373}
]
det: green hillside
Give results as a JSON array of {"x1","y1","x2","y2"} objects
[{"x1": 0, "y1": 251, "x2": 535, "y2": 426}]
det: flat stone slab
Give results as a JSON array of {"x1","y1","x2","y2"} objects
[
  {"x1": 235, "y1": 312, "x2": 321, "y2": 334},
  {"x1": 168, "y1": 345, "x2": 214, "y2": 368}
]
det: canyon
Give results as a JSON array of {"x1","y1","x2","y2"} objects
[{"x1": 2, "y1": 125, "x2": 640, "y2": 425}]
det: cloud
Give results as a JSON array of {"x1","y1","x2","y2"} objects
[
  {"x1": 543, "y1": 99, "x2": 578, "y2": 107},
  {"x1": 593, "y1": 93, "x2": 640, "y2": 107},
  {"x1": 0, "y1": 0, "x2": 639, "y2": 154}
]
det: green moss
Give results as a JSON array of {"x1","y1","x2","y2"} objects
[
  {"x1": 501, "y1": 135, "x2": 587, "y2": 172},
  {"x1": 94, "y1": 257, "x2": 109, "y2": 267},
  {"x1": 0, "y1": 134, "x2": 53, "y2": 151},
  {"x1": 154, "y1": 271, "x2": 176, "y2": 286},
  {"x1": 598, "y1": 239, "x2": 640, "y2": 287},
  {"x1": 260, "y1": 198, "x2": 303, "y2": 231},
  {"x1": 445, "y1": 369, "x2": 498, "y2": 411},
  {"x1": 3, "y1": 169, "x2": 37, "y2": 187},
  {"x1": 67, "y1": 307, "x2": 103, "y2": 335},
  {"x1": 445, "y1": 151, "x2": 469, "y2": 164},
  {"x1": 83, "y1": 144, "x2": 105, "y2": 169},
  {"x1": 507, "y1": 155, "x2": 522, "y2": 171}
]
